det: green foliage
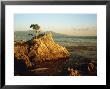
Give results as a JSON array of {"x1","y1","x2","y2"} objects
[
  {"x1": 30, "y1": 24, "x2": 40, "y2": 31},
  {"x1": 30, "y1": 24, "x2": 40, "y2": 37}
]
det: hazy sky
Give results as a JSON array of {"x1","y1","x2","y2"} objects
[{"x1": 14, "y1": 14, "x2": 97, "y2": 36}]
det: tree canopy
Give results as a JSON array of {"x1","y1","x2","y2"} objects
[
  {"x1": 30, "y1": 24, "x2": 40, "y2": 31},
  {"x1": 30, "y1": 24, "x2": 41, "y2": 38}
]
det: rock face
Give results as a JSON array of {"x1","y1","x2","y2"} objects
[
  {"x1": 29, "y1": 32, "x2": 70, "y2": 62},
  {"x1": 14, "y1": 32, "x2": 70, "y2": 70},
  {"x1": 14, "y1": 42, "x2": 32, "y2": 69},
  {"x1": 67, "y1": 68, "x2": 81, "y2": 76}
]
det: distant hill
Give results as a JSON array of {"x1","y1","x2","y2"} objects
[
  {"x1": 14, "y1": 30, "x2": 96, "y2": 41},
  {"x1": 14, "y1": 30, "x2": 72, "y2": 41},
  {"x1": 14, "y1": 30, "x2": 35, "y2": 41},
  {"x1": 45, "y1": 31, "x2": 97, "y2": 40},
  {"x1": 44, "y1": 31, "x2": 72, "y2": 38}
]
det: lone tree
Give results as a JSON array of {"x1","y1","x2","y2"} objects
[{"x1": 30, "y1": 24, "x2": 40, "y2": 38}]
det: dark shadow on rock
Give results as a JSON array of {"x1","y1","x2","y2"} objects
[{"x1": 14, "y1": 57, "x2": 28, "y2": 75}]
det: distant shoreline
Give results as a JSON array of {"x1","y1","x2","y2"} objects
[{"x1": 14, "y1": 30, "x2": 97, "y2": 37}]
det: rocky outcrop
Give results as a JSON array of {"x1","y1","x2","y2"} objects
[
  {"x1": 67, "y1": 68, "x2": 81, "y2": 76},
  {"x1": 29, "y1": 32, "x2": 70, "y2": 62},
  {"x1": 14, "y1": 32, "x2": 70, "y2": 70},
  {"x1": 14, "y1": 43, "x2": 32, "y2": 69}
]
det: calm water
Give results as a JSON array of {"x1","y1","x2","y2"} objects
[
  {"x1": 14, "y1": 31, "x2": 97, "y2": 47},
  {"x1": 54, "y1": 36, "x2": 96, "y2": 43},
  {"x1": 53, "y1": 36, "x2": 97, "y2": 47}
]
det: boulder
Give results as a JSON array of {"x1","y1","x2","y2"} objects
[
  {"x1": 28, "y1": 32, "x2": 70, "y2": 62},
  {"x1": 14, "y1": 32, "x2": 70, "y2": 71}
]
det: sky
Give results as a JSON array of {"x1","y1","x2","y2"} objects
[{"x1": 14, "y1": 14, "x2": 97, "y2": 36}]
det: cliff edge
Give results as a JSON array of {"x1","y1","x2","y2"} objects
[{"x1": 14, "y1": 32, "x2": 70, "y2": 70}]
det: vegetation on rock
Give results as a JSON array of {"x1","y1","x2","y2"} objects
[{"x1": 30, "y1": 24, "x2": 40, "y2": 38}]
